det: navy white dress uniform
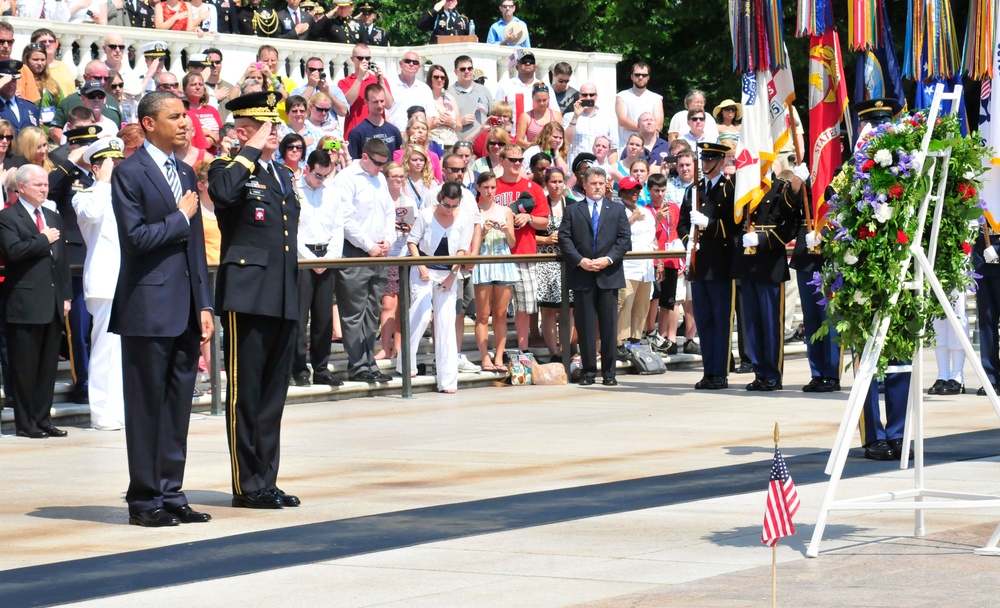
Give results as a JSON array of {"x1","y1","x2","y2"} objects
[
  {"x1": 72, "y1": 138, "x2": 127, "y2": 430},
  {"x1": 790, "y1": 184, "x2": 841, "y2": 393},
  {"x1": 679, "y1": 142, "x2": 737, "y2": 390},
  {"x1": 50, "y1": 125, "x2": 103, "y2": 404},
  {"x1": 416, "y1": 1, "x2": 471, "y2": 38},
  {"x1": 0, "y1": 60, "x2": 40, "y2": 134},
  {"x1": 732, "y1": 174, "x2": 803, "y2": 391},
  {"x1": 208, "y1": 92, "x2": 301, "y2": 509},
  {"x1": 0, "y1": 179, "x2": 71, "y2": 438}
]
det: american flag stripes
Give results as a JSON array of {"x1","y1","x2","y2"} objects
[{"x1": 762, "y1": 446, "x2": 800, "y2": 547}]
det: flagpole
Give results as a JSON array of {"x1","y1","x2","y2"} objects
[{"x1": 772, "y1": 422, "x2": 779, "y2": 608}]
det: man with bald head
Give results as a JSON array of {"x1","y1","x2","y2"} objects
[
  {"x1": 637, "y1": 111, "x2": 670, "y2": 166},
  {"x1": 338, "y1": 42, "x2": 393, "y2": 138},
  {"x1": 385, "y1": 50, "x2": 436, "y2": 132},
  {"x1": 563, "y1": 82, "x2": 617, "y2": 169},
  {"x1": 102, "y1": 33, "x2": 135, "y2": 84}
]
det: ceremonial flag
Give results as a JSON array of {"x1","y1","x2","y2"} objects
[
  {"x1": 852, "y1": 3, "x2": 905, "y2": 145},
  {"x1": 762, "y1": 446, "x2": 800, "y2": 547},
  {"x1": 980, "y1": 13, "x2": 1000, "y2": 232},
  {"x1": 808, "y1": 29, "x2": 849, "y2": 219},
  {"x1": 734, "y1": 71, "x2": 774, "y2": 224},
  {"x1": 914, "y1": 71, "x2": 968, "y2": 136}
]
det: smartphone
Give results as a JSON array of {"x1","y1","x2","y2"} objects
[
  {"x1": 323, "y1": 140, "x2": 342, "y2": 151},
  {"x1": 581, "y1": 99, "x2": 594, "y2": 107}
]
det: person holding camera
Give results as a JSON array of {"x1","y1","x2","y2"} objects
[
  {"x1": 562, "y1": 82, "x2": 616, "y2": 170},
  {"x1": 339, "y1": 43, "x2": 393, "y2": 140}
]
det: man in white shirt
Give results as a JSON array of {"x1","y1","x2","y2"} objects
[
  {"x1": 293, "y1": 150, "x2": 345, "y2": 387},
  {"x1": 667, "y1": 89, "x2": 719, "y2": 143},
  {"x1": 385, "y1": 51, "x2": 437, "y2": 132},
  {"x1": 331, "y1": 137, "x2": 396, "y2": 382},
  {"x1": 493, "y1": 50, "x2": 558, "y2": 132},
  {"x1": 615, "y1": 61, "x2": 663, "y2": 149},
  {"x1": 615, "y1": 176, "x2": 656, "y2": 355},
  {"x1": 102, "y1": 33, "x2": 136, "y2": 85},
  {"x1": 563, "y1": 82, "x2": 617, "y2": 169}
]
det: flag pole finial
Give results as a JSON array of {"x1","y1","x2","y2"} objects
[{"x1": 774, "y1": 422, "x2": 780, "y2": 445}]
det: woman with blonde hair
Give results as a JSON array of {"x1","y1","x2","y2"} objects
[
  {"x1": 13, "y1": 127, "x2": 53, "y2": 173},
  {"x1": 523, "y1": 121, "x2": 569, "y2": 172},
  {"x1": 470, "y1": 127, "x2": 510, "y2": 178},
  {"x1": 401, "y1": 144, "x2": 437, "y2": 207},
  {"x1": 392, "y1": 117, "x2": 442, "y2": 181},
  {"x1": 22, "y1": 43, "x2": 62, "y2": 126}
]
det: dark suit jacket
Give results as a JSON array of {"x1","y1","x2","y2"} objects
[
  {"x1": 0, "y1": 96, "x2": 40, "y2": 135},
  {"x1": 679, "y1": 174, "x2": 737, "y2": 282},
  {"x1": 277, "y1": 7, "x2": 314, "y2": 39},
  {"x1": 559, "y1": 197, "x2": 631, "y2": 291},
  {"x1": 110, "y1": 145, "x2": 213, "y2": 337},
  {"x1": 0, "y1": 204, "x2": 71, "y2": 324},
  {"x1": 49, "y1": 159, "x2": 93, "y2": 267},
  {"x1": 207, "y1": 149, "x2": 300, "y2": 321}
]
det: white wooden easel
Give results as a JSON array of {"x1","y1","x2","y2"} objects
[{"x1": 807, "y1": 84, "x2": 1000, "y2": 558}]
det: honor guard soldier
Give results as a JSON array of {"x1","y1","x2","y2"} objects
[
  {"x1": 679, "y1": 142, "x2": 737, "y2": 390},
  {"x1": 417, "y1": 0, "x2": 471, "y2": 39},
  {"x1": 208, "y1": 92, "x2": 301, "y2": 510},
  {"x1": 790, "y1": 183, "x2": 842, "y2": 393},
  {"x1": 974, "y1": 222, "x2": 1000, "y2": 396},
  {"x1": 50, "y1": 125, "x2": 104, "y2": 404},
  {"x1": 309, "y1": 0, "x2": 361, "y2": 44},
  {"x1": 733, "y1": 168, "x2": 805, "y2": 391},
  {"x1": 238, "y1": 0, "x2": 284, "y2": 37},
  {"x1": 355, "y1": 0, "x2": 389, "y2": 46}
]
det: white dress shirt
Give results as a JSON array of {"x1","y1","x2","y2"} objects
[
  {"x1": 331, "y1": 161, "x2": 395, "y2": 253},
  {"x1": 296, "y1": 175, "x2": 344, "y2": 260}
]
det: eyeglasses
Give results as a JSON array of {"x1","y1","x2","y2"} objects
[
  {"x1": 445, "y1": 166, "x2": 464, "y2": 173},
  {"x1": 431, "y1": 75, "x2": 446, "y2": 80},
  {"x1": 36, "y1": 39, "x2": 56, "y2": 46},
  {"x1": 306, "y1": 66, "x2": 323, "y2": 73},
  {"x1": 110, "y1": 82, "x2": 124, "y2": 90},
  {"x1": 286, "y1": 144, "x2": 304, "y2": 150},
  {"x1": 86, "y1": 75, "x2": 110, "y2": 82},
  {"x1": 158, "y1": 83, "x2": 179, "y2": 89},
  {"x1": 354, "y1": 55, "x2": 371, "y2": 61},
  {"x1": 555, "y1": 79, "x2": 570, "y2": 84},
  {"x1": 505, "y1": 157, "x2": 524, "y2": 164},
  {"x1": 440, "y1": 201, "x2": 460, "y2": 209},
  {"x1": 689, "y1": 116, "x2": 706, "y2": 122},
  {"x1": 84, "y1": 92, "x2": 107, "y2": 100},
  {"x1": 0, "y1": 38, "x2": 13, "y2": 46},
  {"x1": 0, "y1": 134, "x2": 13, "y2": 141},
  {"x1": 312, "y1": 106, "x2": 331, "y2": 112},
  {"x1": 106, "y1": 44, "x2": 126, "y2": 51},
  {"x1": 310, "y1": 171, "x2": 331, "y2": 180},
  {"x1": 401, "y1": 58, "x2": 420, "y2": 66},
  {"x1": 632, "y1": 73, "x2": 649, "y2": 78},
  {"x1": 487, "y1": 141, "x2": 503, "y2": 147},
  {"x1": 579, "y1": 92, "x2": 596, "y2": 98},
  {"x1": 456, "y1": 66, "x2": 474, "y2": 72},
  {"x1": 368, "y1": 155, "x2": 388, "y2": 167}
]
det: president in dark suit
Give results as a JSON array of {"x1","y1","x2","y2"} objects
[
  {"x1": 110, "y1": 91, "x2": 215, "y2": 528},
  {"x1": 558, "y1": 166, "x2": 631, "y2": 386},
  {"x1": 277, "y1": 0, "x2": 314, "y2": 39},
  {"x1": 0, "y1": 60, "x2": 40, "y2": 135},
  {"x1": 0, "y1": 165, "x2": 71, "y2": 438}
]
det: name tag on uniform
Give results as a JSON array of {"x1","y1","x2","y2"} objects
[{"x1": 254, "y1": 208, "x2": 266, "y2": 222}]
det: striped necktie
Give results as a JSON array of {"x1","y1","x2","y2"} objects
[{"x1": 164, "y1": 158, "x2": 182, "y2": 204}]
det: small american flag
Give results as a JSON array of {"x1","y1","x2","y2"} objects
[{"x1": 762, "y1": 446, "x2": 800, "y2": 547}]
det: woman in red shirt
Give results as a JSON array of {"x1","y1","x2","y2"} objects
[
  {"x1": 183, "y1": 72, "x2": 221, "y2": 155},
  {"x1": 155, "y1": 0, "x2": 194, "y2": 31}
]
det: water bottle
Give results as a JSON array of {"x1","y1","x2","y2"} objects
[{"x1": 469, "y1": 20, "x2": 476, "y2": 36}]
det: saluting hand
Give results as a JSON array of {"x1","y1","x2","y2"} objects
[
  {"x1": 245, "y1": 121, "x2": 273, "y2": 151},
  {"x1": 96, "y1": 158, "x2": 114, "y2": 184}
]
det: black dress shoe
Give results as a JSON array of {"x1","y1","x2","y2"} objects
[
  {"x1": 706, "y1": 376, "x2": 728, "y2": 390},
  {"x1": 292, "y1": 374, "x2": 311, "y2": 387},
  {"x1": 40, "y1": 425, "x2": 67, "y2": 437},
  {"x1": 129, "y1": 508, "x2": 181, "y2": 527},
  {"x1": 939, "y1": 379, "x2": 965, "y2": 395},
  {"x1": 374, "y1": 371, "x2": 393, "y2": 382},
  {"x1": 312, "y1": 372, "x2": 344, "y2": 386},
  {"x1": 16, "y1": 429, "x2": 47, "y2": 439},
  {"x1": 863, "y1": 440, "x2": 895, "y2": 461},
  {"x1": 734, "y1": 362, "x2": 754, "y2": 374},
  {"x1": 232, "y1": 489, "x2": 284, "y2": 509},
  {"x1": 802, "y1": 377, "x2": 824, "y2": 392},
  {"x1": 349, "y1": 371, "x2": 379, "y2": 382},
  {"x1": 888, "y1": 438, "x2": 914, "y2": 460},
  {"x1": 602, "y1": 377, "x2": 618, "y2": 386},
  {"x1": 746, "y1": 378, "x2": 764, "y2": 391},
  {"x1": 927, "y1": 379, "x2": 946, "y2": 395},
  {"x1": 758, "y1": 378, "x2": 782, "y2": 391},
  {"x1": 819, "y1": 378, "x2": 841, "y2": 392},
  {"x1": 579, "y1": 376, "x2": 595, "y2": 386},
  {"x1": 694, "y1": 376, "x2": 712, "y2": 390},
  {"x1": 272, "y1": 488, "x2": 300, "y2": 507},
  {"x1": 168, "y1": 505, "x2": 212, "y2": 523}
]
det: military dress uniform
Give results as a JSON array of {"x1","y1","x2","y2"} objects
[
  {"x1": 49, "y1": 126, "x2": 104, "y2": 403},
  {"x1": 238, "y1": 4, "x2": 284, "y2": 37},
  {"x1": 416, "y1": 7, "x2": 470, "y2": 38},
  {"x1": 207, "y1": 92, "x2": 301, "y2": 509},
  {"x1": 732, "y1": 175, "x2": 803, "y2": 391},
  {"x1": 974, "y1": 228, "x2": 1000, "y2": 395},
  {"x1": 679, "y1": 148, "x2": 737, "y2": 390},
  {"x1": 355, "y1": 0, "x2": 388, "y2": 46},
  {"x1": 309, "y1": 12, "x2": 361, "y2": 44}
]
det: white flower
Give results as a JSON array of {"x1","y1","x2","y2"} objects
[
  {"x1": 853, "y1": 291, "x2": 866, "y2": 305},
  {"x1": 844, "y1": 251, "x2": 859, "y2": 265},
  {"x1": 964, "y1": 171, "x2": 975, "y2": 180},
  {"x1": 874, "y1": 204, "x2": 893, "y2": 223},
  {"x1": 874, "y1": 149, "x2": 893, "y2": 167}
]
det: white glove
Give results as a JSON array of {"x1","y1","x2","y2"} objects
[
  {"x1": 793, "y1": 163, "x2": 810, "y2": 182},
  {"x1": 805, "y1": 231, "x2": 822, "y2": 248},
  {"x1": 742, "y1": 232, "x2": 759, "y2": 248},
  {"x1": 985, "y1": 247, "x2": 1000, "y2": 264},
  {"x1": 690, "y1": 209, "x2": 709, "y2": 228},
  {"x1": 669, "y1": 238, "x2": 684, "y2": 252}
]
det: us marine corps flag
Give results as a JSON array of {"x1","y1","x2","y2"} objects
[{"x1": 808, "y1": 29, "x2": 848, "y2": 221}]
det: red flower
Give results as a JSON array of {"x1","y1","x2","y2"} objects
[
  {"x1": 862, "y1": 159, "x2": 875, "y2": 172},
  {"x1": 897, "y1": 230, "x2": 909, "y2": 244},
  {"x1": 859, "y1": 226, "x2": 876, "y2": 239},
  {"x1": 965, "y1": 186, "x2": 978, "y2": 200},
  {"x1": 888, "y1": 183, "x2": 904, "y2": 200},
  {"x1": 962, "y1": 242, "x2": 973, "y2": 255}
]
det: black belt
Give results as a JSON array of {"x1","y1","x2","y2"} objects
[{"x1": 306, "y1": 243, "x2": 328, "y2": 254}]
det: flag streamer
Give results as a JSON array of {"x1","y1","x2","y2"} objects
[
  {"x1": 904, "y1": 0, "x2": 961, "y2": 79},
  {"x1": 730, "y1": 0, "x2": 788, "y2": 73},
  {"x1": 962, "y1": 0, "x2": 997, "y2": 81},
  {"x1": 796, "y1": 0, "x2": 834, "y2": 37},
  {"x1": 848, "y1": 0, "x2": 881, "y2": 50}
]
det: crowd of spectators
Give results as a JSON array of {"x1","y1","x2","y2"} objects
[{"x1": 0, "y1": 1, "x2": 794, "y2": 407}]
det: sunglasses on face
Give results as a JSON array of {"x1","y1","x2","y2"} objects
[
  {"x1": 457, "y1": 66, "x2": 474, "y2": 72},
  {"x1": 313, "y1": 106, "x2": 331, "y2": 112},
  {"x1": 519, "y1": 59, "x2": 535, "y2": 66},
  {"x1": 690, "y1": 116, "x2": 705, "y2": 122},
  {"x1": 110, "y1": 82, "x2": 124, "y2": 90},
  {"x1": 87, "y1": 75, "x2": 110, "y2": 82},
  {"x1": 354, "y1": 55, "x2": 371, "y2": 61},
  {"x1": 431, "y1": 75, "x2": 446, "y2": 80},
  {"x1": 286, "y1": 144, "x2": 304, "y2": 150},
  {"x1": 401, "y1": 58, "x2": 420, "y2": 66},
  {"x1": 158, "y1": 83, "x2": 179, "y2": 89},
  {"x1": 445, "y1": 166, "x2": 464, "y2": 173},
  {"x1": 0, "y1": 134, "x2": 13, "y2": 140},
  {"x1": 106, "y1": 44, "x2": 126, "y2": 51},
  {"x1": 0, "y1": 38, "x2": 13, "y2": 46},
  {"x1": 632, "y1": 73, "x2": 649, "y2": 78},
  {"x1": 487, "y1": 141, "x2": 503, "y2": 147},
  {"x1": 505, "y1": 157, "x2": 524, "y2": 164},
  {"x1": 368, "y1": 155, "x2": 388, "y2": 167},
  {"x1": 579, "y1": 93, "x2": 596, "y2": 98},
  {"x1": 439, "y1": 201, "x2": 460, "y2": 209},
  {"x1": 84, "y1": 92, "x2": 106, "y2": 100},
  {"x1": 556, "y1": 79, "x2": 570, "y2": 84}
]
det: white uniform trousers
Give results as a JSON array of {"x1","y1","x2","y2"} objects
[
  {"x1": 933, "y1": 291, "x2": 968, "y2": 383},
  {"x1": 398, "y1": 267, "x2": 459, "y2": 392},
  {"x1": 86, "y1": 297, "x2": 125, "y2": 428}
]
